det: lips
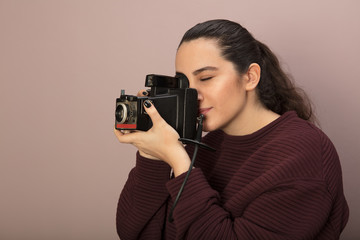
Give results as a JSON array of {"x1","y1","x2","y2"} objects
[{"x1": 198, "y1": 107, "x2": 212, "y2": 116}]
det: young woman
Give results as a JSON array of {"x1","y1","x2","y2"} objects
[{"x1": 114, "y1": 19, "x2": 349, "y2": 239}]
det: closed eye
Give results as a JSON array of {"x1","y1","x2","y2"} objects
[{"x1": 200, "y1": 76, "x2": 213, "y2": 81}]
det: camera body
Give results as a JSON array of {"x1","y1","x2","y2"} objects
[{"x1": 115, "y1": 74, "x2": 198, "y2": 139}]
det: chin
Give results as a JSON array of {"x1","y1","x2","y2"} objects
[
  {"x1": 202, "y1": 120, "x2": 217, "y2": 132},
  {"x1": 202, "y1": 127, "x2": 210, "y2": 133}
]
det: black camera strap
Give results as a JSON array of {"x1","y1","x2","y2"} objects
[{"x1": 168, "y1": 114, "x2": 216, "y2": 223}]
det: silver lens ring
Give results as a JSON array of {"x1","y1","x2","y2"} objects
[{"x1": 118, "y1": 103, "x2": 128, "y2": 124}]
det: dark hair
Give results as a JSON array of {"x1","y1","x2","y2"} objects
[{"x1": 179, "y1": 19, "x2": 315, "y2": 123}]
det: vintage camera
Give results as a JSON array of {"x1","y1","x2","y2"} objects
[{"x1": 115, "y1": 74, "x2": 198, "y2": 139}]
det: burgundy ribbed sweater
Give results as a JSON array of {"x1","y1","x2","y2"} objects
[{"x1": 116, "y1": 111, "x2": 348, "y2": 239}]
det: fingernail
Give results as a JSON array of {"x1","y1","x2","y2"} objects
[
  {"x1": 142, "y1": 91, "x2": 148, "y2": 96},
  {"x1": 144, "y1": 100, "x2": 152, "y2": 108}
]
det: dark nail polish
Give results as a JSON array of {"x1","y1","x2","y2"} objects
[
  {"x1": 142, "y1": 91, "x2": 148, "y2": 96},
  {"x1": 144, "y1": 100, "x2": 152, "y2": 108}
]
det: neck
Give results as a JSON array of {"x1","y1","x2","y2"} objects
[{"x1": 222, "y1": 98, "x2": 280, "y2": 136}]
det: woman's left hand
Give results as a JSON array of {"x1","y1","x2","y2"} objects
[{"x1": 114, "y1": 100, "x2": 191, "y2": 177}]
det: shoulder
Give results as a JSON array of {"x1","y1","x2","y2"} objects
[
  {"x1": 257, "y1": 112, "x2": 335, "y2": 179},
  {"x1": 267, "y1": 112, "x2": 325, "y2": 152},
  {"x1": 276, "y1": 113, "x2": 337, "y2": 157}
]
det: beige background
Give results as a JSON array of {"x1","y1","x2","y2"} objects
[{"x1": 0, "y1": 0, "x2": 359, "y2": 239}]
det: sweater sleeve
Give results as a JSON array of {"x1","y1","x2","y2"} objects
[
  {"x1": 116, "y1": 152, "x2": 171, "y2": 240},
  {"x1": 166, "y1": 169, "x2": 334, "y2": 240}
]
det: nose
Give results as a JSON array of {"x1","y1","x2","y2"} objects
[{"x1": 197, "y1": 91, "x2": 203, "y2": 101}]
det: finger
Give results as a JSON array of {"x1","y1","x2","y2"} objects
[
  {"x1": 114, "y1": 127, "x2": 140, "y2": 144},
  {"x1": 137, "y1": 89, "x2": 149, "y2": 97},
  {"x1": 143, "y1": 100, "x2": 164, "y2": 126}
]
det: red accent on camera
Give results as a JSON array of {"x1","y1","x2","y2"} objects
[{"x1": 116, "y1": 124, "x2": 137, "y2": 129}]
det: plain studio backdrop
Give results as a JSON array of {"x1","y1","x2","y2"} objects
[{"x1": 0, "y1": 0, "x2": 359, "y2": 239}]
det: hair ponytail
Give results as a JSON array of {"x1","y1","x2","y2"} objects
[
  {"x1": 256, "y1": 40, "x2": 315, "y2": 122},
  {"x1": 179, "y1": 19, "x2": 316, "y2": 123}
]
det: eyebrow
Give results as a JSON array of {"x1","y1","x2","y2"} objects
[
  {"x1": 176, "y1": 66, "x2": 218, "y2": 77},
  {"x1": 192, "y1": 66, "x2": 218, "y2": 76}
]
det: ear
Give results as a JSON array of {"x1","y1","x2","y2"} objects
[{"x1": 244, "y1": 63, "x2": 261, "y2": 91}]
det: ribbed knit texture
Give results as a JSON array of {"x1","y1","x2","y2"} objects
[{"x1": 116, "y1": 111, "x2": 349, "y2": 239}]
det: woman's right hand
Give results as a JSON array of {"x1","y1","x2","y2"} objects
[
  {"x1": 114, "y1": 90, "x2": 159, "y2": 160},
  {"x1": 113, "y1": 89, "x2": 191, "y2": 176}
]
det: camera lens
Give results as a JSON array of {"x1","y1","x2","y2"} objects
[{"x1": 115, "y1": 103, "x2": 128, "y2": 124}]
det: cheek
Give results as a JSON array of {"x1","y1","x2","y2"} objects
[{"x1": 216, "y1": 79, "x2": 242, "y2": 99}]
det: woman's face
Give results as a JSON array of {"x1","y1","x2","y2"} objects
[{"x1": 175, "y1": 38, "x2": 249, "y2": 133}]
